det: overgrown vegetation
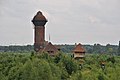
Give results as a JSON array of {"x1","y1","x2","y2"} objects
[{"x1": 0, "y1": 52, "x2": 120, "y2": 80}]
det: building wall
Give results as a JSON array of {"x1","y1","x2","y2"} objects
[
  {"x1": 34, "y1": 26, "x2": 45, "y2": 51},
  {"x1": 74, "y1": 53, "x2": 85, "y2": 58}
]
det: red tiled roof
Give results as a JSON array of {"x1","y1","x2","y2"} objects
[{"x1": 73, "y1": 43, "x2": 85, "y2": 53}]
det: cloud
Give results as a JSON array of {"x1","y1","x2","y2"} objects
[
  {"x1": 0, "y1": 0, "x2": 120, "y2": 45},
  {"x1": 88, "y1": 16, "x2": 100, "y2": 24}
]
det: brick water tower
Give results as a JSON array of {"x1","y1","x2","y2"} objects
[{"x1": 32, "y1": 11, "x2": 48, "y2": 52}]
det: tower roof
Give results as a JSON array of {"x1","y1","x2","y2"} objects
[
  {"x1": 73, "y1": 43, "x2": 85, "y2": 53},
  {"x1": 33, "y1": 11, "x2": 47, "y2": 21},
  {"x1": 32, "y1": 11, "x2": 48, "y2": 26}
]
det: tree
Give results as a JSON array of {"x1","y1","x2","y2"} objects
[
  {"x1": 62, "y1": 55, "x2": 78, "y2": 75},
  {"x1": 93, "y1": 44, "x2": 102, "y2": 53},
  {"x1": 69, "y1": 71, "x2": 82, "y2": 80}
]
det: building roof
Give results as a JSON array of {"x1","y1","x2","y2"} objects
[
  {"x1": 33, "y1": 11, "x2": 47, "y2": 21},
  {"x1": 54, "y1": 45, "x2": 61, "y2": 51},
  {"x1": 73, "y1": 43, "x2": 85, "y2": 53},
  {"x1": 43, "y1": 42, "x2": 58, "y2": 53}
]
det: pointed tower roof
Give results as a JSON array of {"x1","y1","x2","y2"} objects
[
  {"x1": 33, "y1": 11, "x2": 47, "y2": 21},
  {"x1": 32, "y1": 11, "x2": 48, "y2": 26},
  {"x1": 73, "y1": 43, "x2": 85, "y2": 53}
]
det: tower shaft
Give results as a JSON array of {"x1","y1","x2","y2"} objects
[{"x1": 34, "y1": 26, "x2": 45, "y2": 51}]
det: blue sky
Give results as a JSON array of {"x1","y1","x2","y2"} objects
[{"x1": 0, "y1": 0, "x2": 120, "y2": 45}]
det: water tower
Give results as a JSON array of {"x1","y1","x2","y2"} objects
[{"x1": 32, "y1": 11, "x2": 47, "y2": 52}]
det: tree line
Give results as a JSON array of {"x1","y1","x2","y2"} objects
[{"x1": 0, "y1": 43, "x2": 120, "y2": 55}]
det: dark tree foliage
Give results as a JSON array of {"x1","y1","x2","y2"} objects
[
  {"x1": 98, "y1": 73, "x2": 105, "y2": 80},
  {"x1": 0, "y1": 43, "x2": 119, "y2": 55},
  {"x1": 0, "y1": 52, "x2": 120, "y2": 80},
  {"x1": 0, "y1": 45, "x2": 33, "y2": 52}
]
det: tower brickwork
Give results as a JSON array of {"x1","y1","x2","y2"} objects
[{"x1": 32, "y1": 11, "x2": 47, "y2": 52}]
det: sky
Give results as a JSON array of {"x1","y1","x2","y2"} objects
[{"x1": 0, "y1": 0, "x2": 120, "y2": 45}]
